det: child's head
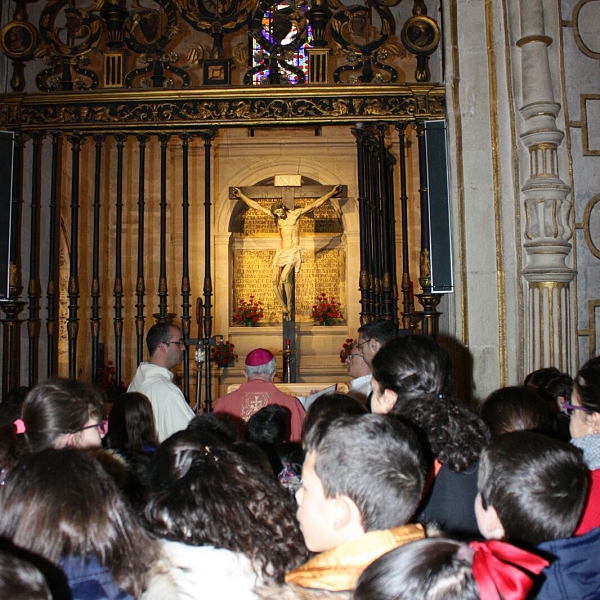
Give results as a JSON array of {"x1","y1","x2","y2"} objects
[
  {"x1": 477, "y1": 431, "x2": 588, "y2": 545},
  {"x1": 354, "y1": 538, "x2": 548, "y2": 600},
  {"x1": 106, "y1": 391, "x2": 159, "y2": 452},
  {"x1": 246, "y1": 404, "x2": 289, "y2": 446},
  {"x1": 144, "y1": 436, "x2": 307, "y2": 582},
  {"x1": 371, "y1": 335, "x2": 453, "y2": 414},
  {"x1": 302, "y1": 392, "x2": 367, "y2": 440},
  {"x1": 297, "y1": 413, "x2": 425, "y2": 552},
  {"x1": 480, "y1": 386, "x2": 555, "y2": 437}
]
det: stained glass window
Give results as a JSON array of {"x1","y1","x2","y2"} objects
[{"x1": 251, "y1": 4, "x2": 313, "y2": 85}]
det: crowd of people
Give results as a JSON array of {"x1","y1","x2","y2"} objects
[{"x1": 0, "y1": 321, "x2": 599, "y2": 599}]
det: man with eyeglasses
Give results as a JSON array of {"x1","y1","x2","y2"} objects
[
  {"x1": 356, "y1": 320, "x2": 398, "y2": 368},
  {"x1": 346, "y1": 351, "x2": 372, "y2": 405},
  {"x1": 353, "y1": 320, "x2": 407, "y2": 409},
  {"x1": 128, "y1": 322, "x2": 194, "y2": 442}
]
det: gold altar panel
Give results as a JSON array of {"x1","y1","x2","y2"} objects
[{"x1": 232, "y1": 246, "x2": 345, "y2": 324}]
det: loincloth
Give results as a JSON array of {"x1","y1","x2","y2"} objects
[{"x1": 273, "y1": 247, "x2": 306, "y2": 273}]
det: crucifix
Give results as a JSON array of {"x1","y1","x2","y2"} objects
[{"x1": 230, "y1": 178, "x2": 344, "y2": 381}]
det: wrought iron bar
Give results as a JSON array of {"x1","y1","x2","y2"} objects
[
  {"x1": 396, "y1": 123, "x2": 415, "y2": 329},
  {"x1": 113, "y1": 134, "x2": 126, "y2": 385},
  {"x1": 367, "y1": 130, "x2": 380, "y2": 319},
  {"x1": 135, "y1": 134, "x2": 148, "y2": 364},
  {"x1": 1, "y1": 133, "x2": 25, "y2": 395},
  {"x1": 385, "y1": 145, "x2": 399, "y2": 326},
  {"x1": 156, "y1": 134, "x2": 170, "y2": 321},
  {"x1": 27, "y1": 132, "x2": 43, "y2": 385},
  {"x1": 377, "y1": 123, "x2": 393, "y2": 321},
  {"x1": 90, "y1": 134, "x2": 104, "y2": 384},
  {"x1": 67, "y1": 132, "x2": 84, "y2": 378},
  {"x1": 46, "y1": 132, "x2": 61, "y2": 377},
  {"x1": 180, "y1": 132, "x2": 192, "y2": 400},
  {"x1": 351, "y1": 124, "x2": 371, "y2": 324},
  {"x1": 201, "y1": 129, "x2": 217, "y2": 412}
]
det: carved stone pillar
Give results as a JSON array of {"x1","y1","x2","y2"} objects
[{"x1": 518, "y1": 0, "x2": 574, "y2": 373}]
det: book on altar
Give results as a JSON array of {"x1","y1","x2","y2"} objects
[{"x1": 298, "y1": 384, "x2": 338, "y2": 411}]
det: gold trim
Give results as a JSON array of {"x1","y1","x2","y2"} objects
[
  {"x1": 449, "y1": 0, "x2": 469, "y2": 350},
  {"x1": 572, "y1": 0, "x2": 600, "y2": 60},
  {"x1": 577, "y1": 300, "x2": 600, "y2": 359},
  {"x1": 580, "y1": 95, "x2": 600, "y2": 156},
  {"x1": 0, "y1": 83, "x2": 446, "y2": 131},
  {"x1": 582, "y1": 193, "x2": 600, "y2": 259},
  {"x1": 516, "y1": 34, "x2": 553, "y2": 48},
  {"x1": 486, "y1": 0, "x2": 507, "y2": 386},
  {"x1": 501, "y1": 0, "x2": 525, "y2": 379},
  {"x1": 528, "y1": 281, "x2": 569, "y2": 291}
]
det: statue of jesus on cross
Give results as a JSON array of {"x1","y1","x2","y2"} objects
[{"x1": 233, "y1": 184, "x2": 343, "y2": 320}]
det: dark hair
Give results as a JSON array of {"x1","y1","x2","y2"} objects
[
  {"x1": 146, "y1": 322, "x2": 179, "y2": 355},
  {"x1": 478, "y1": 431, "x2": 588, "y2": 545},
  {"x1": 144, "y1": 437, "x2": 307, "y2": 582},
  {"x1": 186, "y1": 413, "x2": 239, "y2": 444},
  {"x1": 246, "y1": 404, "x2": 289, "y2": 446},
  {"x1": 392, "y1": 395, "x2": 489, "y2": 472},
  {"x1": 0, "y1": 449, "x2": 159, "y2": 597},
  {"x1": 524, "y1": 367, "x2": 561, "y2": 389},
  {"x1": 354, "y1": 539, "x2": 479, "y2": 600},
  {"x1": 270, "y1": 200, "x2": 287, "y2": 221},
  {"x1": 232, "y1": 440, "x2": 275, "y2": 477},
  {"x1": 480, "y1": 386, "x2": 555, "y2": 438},
  {"x1": 0, "y1": 547, "x2": 52, "y2": 600},
  {"x1": 372, "y1": 335, "x2": 454, "y2": 402},
  {"x1": 302, "y1": 392, "x2": 367, "y2": 440},
  {"x1": 574, "y1": 356, "x2": 600, "y2": 412},
  {"x1": 106, "y1": 392, "x2": 159, "y2": 452},
  {"x1": 537, "y1": 373, "x2": 573, "y2": 405},
  {"x1": 303, "y1": 413, "x2": 425, "y2": 531},
  {"x1": 0, "y1": 386, "x2": 30, "y2": 426},
  {"x1": 357, "y1": 319, "x2": 397, "y2": 345},
  {"x1": 0, "y1": 378, "x2": 106, "y2": 470}
]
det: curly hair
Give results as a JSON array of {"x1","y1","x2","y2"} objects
[
  {"x1": 144, "y1": 437, "x2": 308, "y2": 582},
  {"x1": 391, "y1": 395, "x2": 490, "y2": 472}
]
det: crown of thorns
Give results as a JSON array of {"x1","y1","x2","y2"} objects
[{"x1": 270, "y1": 201, "x2": 287, "y2": 214}]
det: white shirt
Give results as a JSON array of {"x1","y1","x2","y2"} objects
[
  {"x1": 348, "y1": 374, "x2": 372, "y2": 404},
  {"x1": 159, "y1": 540, "x2": 261, "y2": 600},
  {"x1": 128, "y1": 362, "x2": 194, "y2": 442}
]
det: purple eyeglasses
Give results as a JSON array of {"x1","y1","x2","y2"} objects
[{"x1": 559, "y1": 400, "x2": 592, "y2": 417}]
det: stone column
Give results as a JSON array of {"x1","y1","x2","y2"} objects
[{"x1": 518, "y1": 0, "x2": 574, "y2": 373}]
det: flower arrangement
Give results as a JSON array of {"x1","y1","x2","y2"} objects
[
  {"x1": 340, "y1": 338, "x2": 357, "y2": 363},
  {"x1": 311, "y1": 292, "x2": 344, "y2": 326},
  {"x1": 97, "y1": 361, "x2": 126, "y2": 402},
  {"x1": 210, "y1": 341, "x2": 238, "y2": 368},
  {"x1": 232, "y1": 295, "x2": 264, "y2": 327}
]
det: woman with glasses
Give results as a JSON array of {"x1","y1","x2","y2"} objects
[
  {"x1": 566, "y1": 356, "x2": 600, "y2": 534},
  {"x1": 0, "y1": 378, "x2": 107, "y2": 475}
]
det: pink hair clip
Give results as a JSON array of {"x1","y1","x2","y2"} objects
[{"x1": 13, "y1": 419, "x2": 26, "y2": 434}]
